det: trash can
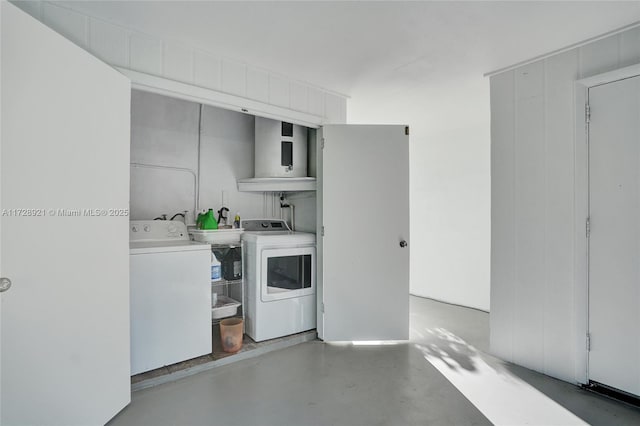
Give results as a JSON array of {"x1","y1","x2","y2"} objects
[{"x1": 220, "y1": 318, "x2": 243, "y2": 353}]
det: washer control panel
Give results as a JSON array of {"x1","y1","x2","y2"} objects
[{"x1": 130, "y1": 220, "x2": 189, "y2": 242}]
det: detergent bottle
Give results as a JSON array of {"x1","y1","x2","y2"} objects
[
  {"x1": 222, "y1": 246, "x2": 242, "y2": 281},
  {"x1": 196, "y1": 210, "x2": 205, "y2": 229},
  {"x1": 211, "y1": 250, "x2": 222, "y2": 282},
  {"x1": 201, "y1": 208, "x2": 218, "y2": 230}
]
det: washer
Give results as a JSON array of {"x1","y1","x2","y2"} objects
[
  {"x1": 242, "y1": 219, "x2": 316, "y2": 342},
  {"x1": 129, "y1": 220, "x2": 212, "y2": 375}
]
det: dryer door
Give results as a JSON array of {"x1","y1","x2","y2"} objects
[{"x1": 260, "y1": 247, "x2": 316, "y2": 301}]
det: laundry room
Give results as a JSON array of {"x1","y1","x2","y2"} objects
[
  {"x1": 129, "y1": 89, "x2": 319, "y2": 385},
  {"x1": 11, "y1": 2, "x2": 640, "y2": 425}
]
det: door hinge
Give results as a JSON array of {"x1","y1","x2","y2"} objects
[
  {"x1": 586, "y1": 333, "x2": 591, "y2": 351},
  {"x1": 405, "y1": 126, "x2": 410, "y2": 135},
  {"x1": 586, "y1": 217, "x2": 590, "y2": 238},
  {"x1": 321, "y1": 138, "x2": 325, "y2": 149},
  {"x1": 321, "y1": 302, "x2": 325, "y2": 313},
  {"x1": 321, "y1": 226, "x2": 325, "y2": 237},
  {"x1": 585, "y1": 103, "x2": 591, "y2": 123}
]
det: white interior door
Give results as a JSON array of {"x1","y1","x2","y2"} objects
[
  {"x1": 588, "y1": 74, "x2": 640, "y2": 396},
  {"x1": 0, "y1": 3, "x2": 3, "y2": 420},
  {"x1": 1, "y1": 3, "x2": 131, "y2": 425},
  {"x1": 319, "y1": 125, "x2": 409, "y2": 341}
]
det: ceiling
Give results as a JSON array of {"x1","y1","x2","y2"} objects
[
  {"x1": 56, "y1": 1, "x2": 640, "y2": 135},
  {"x1": 58, "y1": 0, "x2": 640, "y2": 97}
]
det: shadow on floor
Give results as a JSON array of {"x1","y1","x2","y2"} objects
[
  {"x1": 414, "y1": 327, "x2": 479, "y2": 373},
  {"x1": 501, "y1": 361, "x2": 640, "y2": 426}
]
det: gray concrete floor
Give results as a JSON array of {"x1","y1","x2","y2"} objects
[{"x1": 108, "y1": 296, "x2": 640, "y2": 426}]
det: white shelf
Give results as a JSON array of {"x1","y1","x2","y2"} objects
[
  {"x1": 211, "y1": 295, "x2": 241, "y2": 320},
  {"x1": 211, "y1": 279, "x2": 242, "y2": 287},
  {"x1": 236, "y1": 177, "x2": 316, "y2": 192}
]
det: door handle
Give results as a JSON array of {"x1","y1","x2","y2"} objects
[
  {"x1": 399, "y1": 240, "x2": 407, "y2": 248},
  {"x1": 0, "y1": 277, "x2": 12, "y2": 293}
]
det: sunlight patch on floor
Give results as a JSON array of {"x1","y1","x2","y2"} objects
[{"x1": 415, "y1": 328, "x2": 587, "y2": 426}]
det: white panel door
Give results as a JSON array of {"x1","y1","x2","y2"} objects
[
  {"x1": 320, "y1": 125, "x2": 409, "y2": 341},
  {"x1": 589, "y1": 74, "x2": 640, "y2": 396},
  {"x1": 1, "y1": 3, "x2": 131, "y2": 425},
  {"x1": 0, "y1": 3, "x2": 3, "y2": 421}
]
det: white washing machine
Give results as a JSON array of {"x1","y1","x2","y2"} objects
[
  {"x1": 129, "y1": 220, "x2": 212, "y2": 375},
  {"x1": 242, "y1": 219, "x2": 316, "y2": 342}
]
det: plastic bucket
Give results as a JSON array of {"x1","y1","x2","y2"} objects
[{"x1": 220, "y1": 318, "x2": 243, "y2": 353}]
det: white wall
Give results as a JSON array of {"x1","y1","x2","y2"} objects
[
  {"x1": 130, "y1": 90, "x2": 200, "y2": 220},
  {"x1": 131, "y1": 90, "x2": 316, "y2": 228},
  {"x1": 11, "y1": 1, "x2": 347, "y2": 125},
  {"x1": 130, "y1": 90, "x2": 259, "y2": 222},
  {"x1": 348, "y1": 81, "x2": 491, "y2": 312},
  {"x1": 198, "y1": 104, "x2": 261, "y2": 222},
  {"x1": 490, "y1": 25, "x2": 640, "y2": 383}
]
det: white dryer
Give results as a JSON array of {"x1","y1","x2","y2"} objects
[{"x1": 242, "y1": 219, "x2": 316, "y2": 342}]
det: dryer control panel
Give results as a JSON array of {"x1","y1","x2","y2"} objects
[{"x1": 241, "y1": 219, "x2": 292, "y2": 232}]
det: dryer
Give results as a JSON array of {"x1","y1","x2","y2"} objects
[{"x1": 242, "y1": 219, "x2": 316, "y2": 342}]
